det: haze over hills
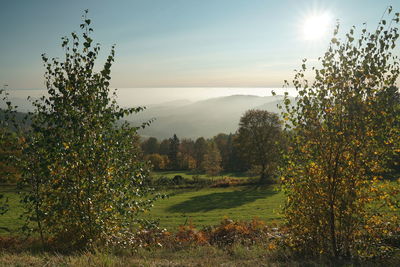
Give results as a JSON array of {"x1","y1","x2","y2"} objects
[
  {"x1": 2, "y1": 87, "x2": 296, "y2": 111},
  {"x1": 1, "y1": 89, "x2": 296, "y2": 139},
  {"x1": 129, "y1": 94, "x2": 295, "y2": 139}
]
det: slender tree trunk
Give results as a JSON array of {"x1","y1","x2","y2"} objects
[
  {"x1": 34, "y1": 176, "x2": 45, "y2": 248},
  {"x1": 259, "y1": 164, "x2": 267, "y2": 184},
  {"x1": 329, "y1": 200, "x2": 338, "y2": 258}
]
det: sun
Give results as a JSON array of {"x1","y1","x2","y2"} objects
[{"x1": 302, "y1": 12, "x2": 332, "y2": 40}]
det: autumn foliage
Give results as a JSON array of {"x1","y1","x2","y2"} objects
[{"x1": 279, "y1": 9, "x2": 400, "y2": 259}]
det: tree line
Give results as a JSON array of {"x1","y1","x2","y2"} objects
[{"x1": 141, "y1": 109, "x2": 284, "y2": 184}]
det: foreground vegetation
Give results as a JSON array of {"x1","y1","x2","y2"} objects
[
  {"x1": 0, "y1": 213, "x2": 399, "y2": 266},
  {"x1": 0, "y1": 247, "x2": 399, "y2": 267}
]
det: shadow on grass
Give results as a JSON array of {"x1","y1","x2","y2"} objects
[{"x1": 167, "y1": 186, "x2": 277, "y2": 213}]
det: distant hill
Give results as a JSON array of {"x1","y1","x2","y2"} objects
[
  {"x1": 127, "y1": 95, "x2": 295, "y2": 139},
  {"x1": 1, "y1": 94, "x2": 296, "y2": 139}
]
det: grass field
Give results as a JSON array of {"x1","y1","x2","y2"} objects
[
  {"x1": 0, "y1": 185, "x2": 24, "y2": 235},
  {"x1": 144, "y1": 185, "x2": 284, "y2": 229},
  {"x1": 0, "y1": 182, "x2": 284, "y2": 235},
  {"x1": 2, "y1": 172, "x2": 399, "y2": 234}
]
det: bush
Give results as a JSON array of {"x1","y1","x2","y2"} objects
[
  {"x1": 127, "y1": 218, "x2": 281, "y2": 250},
  {"x1": 172, "y1": 175, "x2": 184, "y2": 185}
]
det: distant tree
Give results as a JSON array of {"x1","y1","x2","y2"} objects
[
  {"x1": 178, "y1": 138, "x2": 196, "y2": 170},
  {"x1": 141, "y1": 137, "x2": 159, "y2": 155},
  {"x1": 0, "y1": 90, "x2": 20, "y2": 184},
  {"x1": 0, "y1": 118, "x2": 22, "y2": 184},
  {"x1": 201, "y1": 141, "x2": 222, "y2": 176},
  {"x1": 159, "y1": 139, "x2": 171, "y2": 155},
  {"x1": 236, "y1": 109, "x2": 283, "y2": 184},
  {"x1": 213, "y1": 133, "x2": 231, "y2": 171},
  {"x1": 168, "y1": 134, "x2": 180, "y2": 170},
  {"x1": 146, "y1": 153, "x2": 169, "y2": 170},
  {"x1": 0, "y1": 138, "x2": 21, "y2": 184},
  {"x1": 227, "y1": 134, "x2": 250, "y2": 172},
  {"x1": 194, "y1": 137, "x2": 208, "y2": 170},
  {"x1": 177, "y1": 152, "x2": 196, "y2": 170},
  {"x1": 0, "y1": 88, "x2": 21, "y2": 214},
  {"x1": 179, "y1": 138, "x2": 195, "y2": 156}
]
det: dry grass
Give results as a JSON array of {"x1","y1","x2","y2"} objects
[
  {"x1": 0, "y1": 244, "x2": 399, "y2": 267},
  {"x1": 0, "y1": 246, "x2": 276, "y2": 267}
]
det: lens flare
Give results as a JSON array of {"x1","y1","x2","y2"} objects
[{"x1": 303, "y1": 12, "x2": 332, "y2": 40}]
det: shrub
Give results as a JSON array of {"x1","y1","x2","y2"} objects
[
  {"x1": 207, "y1": 218, "x2": 270, "y2": 247},
  {"x1": 172, "y1": 175, "x2": 184, "y2": 185}
]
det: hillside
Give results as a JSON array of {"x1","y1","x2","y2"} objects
[
  {"x1": 126, "y1": 95, "x2": 294, "y2": 139},
  {"x1": 1, "y1": 95, "x2": 295, "y2": 139}
]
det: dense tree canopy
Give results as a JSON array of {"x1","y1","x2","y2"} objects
[
  {"x1": 201, "y1": 141, "x2": 223, "y2": 176},
  {"x1": 236, "y1": 110, "x2": 283, "y2": 184},
  {"x1": 141, "y1": 137, "x2": 159, "y2": 155}
]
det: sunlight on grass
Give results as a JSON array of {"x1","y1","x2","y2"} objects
[{"x1": 144, "y1": 186, "x2": 284, "y2": 230}]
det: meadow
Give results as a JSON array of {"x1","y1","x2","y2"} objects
[
  {"x1": 3, "y1": 171, "x2": 399, "y2": 235},
  {"x1": 0, "y1": 172, "x2": 284, "y2": 235},
  {"x1": 0, "y1": 185, "x2": 24, "y2": 235},
  {"x1": 144, "y1": 185, "x2": 284, "y2": 230},
  {"x1": 148, "y1": 170, "x2": 283, "y2": 230}
]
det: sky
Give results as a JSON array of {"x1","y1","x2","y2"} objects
[{"x1": 0, "y1": 0, "x2": 399, "y2": 89}]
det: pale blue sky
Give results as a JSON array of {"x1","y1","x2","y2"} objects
[{"x1": 0, "y1": 0, "x2": 399, "y2": 88}]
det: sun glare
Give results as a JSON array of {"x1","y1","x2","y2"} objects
[{"x1": 302, "y1": 12, "x2": 332, "y2": 40}]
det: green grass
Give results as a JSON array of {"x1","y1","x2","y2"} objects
[
  {"x1": 144, "y1": 185, "x2": 284, "y2": 230},
  {"x1": 0, "y1": 185, "x2": 24, "y2": 235},
  {"x1": 0, "y1": 184, "x2": 284, "y2": 235},
  {"x1": 2, "y1": 178, "x2": 399, "y2": 233},
  {"x1": 0, "y1": 171, "x2": 271, "y2": 235}
]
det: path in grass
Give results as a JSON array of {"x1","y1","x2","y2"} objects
[{"x1": 144, "y1": 186, "x2": 284, "y2": 230}]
